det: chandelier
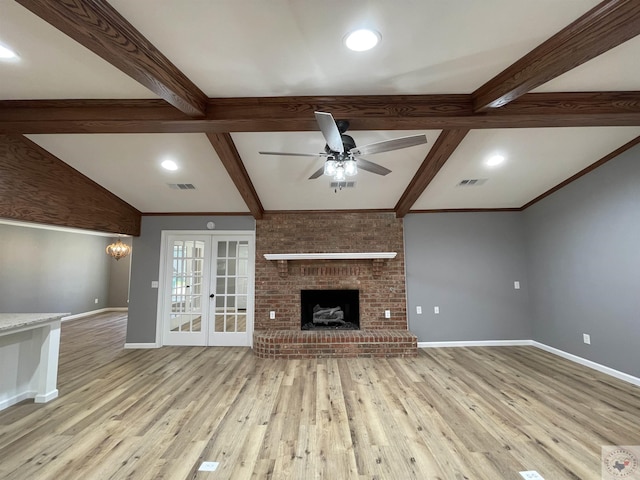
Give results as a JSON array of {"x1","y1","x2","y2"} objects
[
  {"x1": 323, "y1": 154, "x2": 357, "y2": 181},
  {"x1": 106, "y1": 239, "x2": 131, "y2": 260}
]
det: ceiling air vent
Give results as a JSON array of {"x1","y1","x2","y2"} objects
[
  {"x1": 457, "y1": 178, "x2": 487, "y2": 187},
  {"x1": 330, "y1": 181, "x2": 356, "y2": 189},
  {"x1": 167, "y1": 183, "x2": 196, "y2": 190}
]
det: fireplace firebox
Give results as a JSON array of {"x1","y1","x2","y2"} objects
[{"x1": 301, "y1": 289, "x2": 360, "y2": 330}]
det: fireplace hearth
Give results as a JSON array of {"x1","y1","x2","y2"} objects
[{"x1": 301, "y1": 289, "x2": 359, "y2": 330}]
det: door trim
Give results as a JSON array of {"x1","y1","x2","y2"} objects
[{"x1": 155, "y1": 230, "x2": 255, "y2": 347}]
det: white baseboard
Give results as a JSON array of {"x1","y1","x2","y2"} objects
[
  {"x1": 62, "y1": 307, "x2": 128, "y2": 322},
  {"x1": 34, "y1": 389, "x2": 59, "y2": 403},
  {"x1": 417, "y1": 339, "x2": 640, "y2": 387},
  {"x1": 531, "y1": 341, "x2": 640, "y2": 387},
  {"x1": 418, "y1": 340, "x2": 532, "y2": 348},
  {"x1": 0, "y1": 391, "x2": 36, "y2": 411},
  {"x1": 124, "y1": 343, "x2": 160, "y2": 349}
]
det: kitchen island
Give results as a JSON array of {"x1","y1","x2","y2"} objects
[{"x1": 0, "y1": 313, "x2": 68, "y2": 410}]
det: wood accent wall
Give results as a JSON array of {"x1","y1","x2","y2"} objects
[
  {"x1": 255, "y1": 212, "x2": 407, "y2": 331},
  {"x1": 0, "y1": 135, "x2": 140, "y2": 235}
]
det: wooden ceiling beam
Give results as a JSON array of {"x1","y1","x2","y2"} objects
[
  {"x1": 205, "y1": 133, "x2": 264, "y2": 219},
  {"x1": 394, "y1": 129, "x2": 470, "y2": 218},
  {"x1": 2, "y1": 93, "x2": 640, "y2": 134},
  {"x1": 472, "y1": 0, "x2": 640, "y2": 111},
  {"x1": 0, "y1": 135, "x2": 141, "y2": 235},
  {"x1": 16, "y1": 0, "x2": 207, "y2": 116}
]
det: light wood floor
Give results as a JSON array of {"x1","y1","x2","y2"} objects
[{"x1": 1, "y1": 312, "x2": 639, "y2": 479}]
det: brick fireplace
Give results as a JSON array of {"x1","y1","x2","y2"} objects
[{"x1": 253, "y1": 212, "x2": 417, "y2": 358}]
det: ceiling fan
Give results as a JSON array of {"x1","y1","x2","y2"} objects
[{"x1": 259, "y1": 112, "x2": 428, "y2": 181}]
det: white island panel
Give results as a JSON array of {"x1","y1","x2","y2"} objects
[{"x1": 0, "y1": 313, "x2": 67, "y2": 410}]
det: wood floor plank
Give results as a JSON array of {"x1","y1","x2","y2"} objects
[{"x1": 1, "y1": 312, "x2": 639, "y2": 479}]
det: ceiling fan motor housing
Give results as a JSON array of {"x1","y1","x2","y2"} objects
[{"x1": 324, "y1": 134, "x2": 356, "y2": 155}]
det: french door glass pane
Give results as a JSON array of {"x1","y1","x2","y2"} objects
[
  {"x1": 238, "y1": 258, "x2": 248, "y2": 275},
  {"x1": 227, "y1": 259, "x2": 236, "y2": 275},
  {"x1": 213, "y1": 240, "x2": 250, "y2": 333},
  {"x1": 237, "y1": 313, "x2": 247, "y2": 332},
  {"x1": 170, "y1": 239, "x2": 205, "y2": 334},
  {"x1": 216, "y1": 277, "x2": 225, "y2": 294}
]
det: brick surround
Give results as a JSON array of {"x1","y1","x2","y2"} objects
[{"x1": 254, "y1": 212, "x2": 417, "y2": 358}]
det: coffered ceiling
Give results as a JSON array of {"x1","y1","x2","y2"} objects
[{"x1": 2, "y1": 0, "x2": 640, "y2": 221}]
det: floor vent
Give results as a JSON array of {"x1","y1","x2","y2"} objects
[
  {"x1": 167, "y1": 183, "x2": 196, "y2": 190},
  {"x1": 330, "y1": 181, "x2": 356, "y2": 189},
  {"x1": 457, "y1": 178, "x2": 487, "y2": 187}
]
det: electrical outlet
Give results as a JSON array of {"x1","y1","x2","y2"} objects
[
  {"x1": 269, "y1": 311, "x2": 276, "y2": 319},
  {"x1": 416, "y1": 306, "x2": 422, "y2": 314},
  {"x1": 384, "y1": 310, "x2": 391, "y2": 318},
  {"x1": 514, "y1": 281, "x2": 520, "y2": 289},
  {"x1": 94, "y1": 298, "x2": 99, "y2": 304},
  {"x1": 519, "y1": 472, "x2": 545, "y2": 480},
  {"x1": 434, "y1": 306, "x2": 439, "y2": 314},
  {"x1": 583, "y1": 333, "x2": 591, "y2": 345}
]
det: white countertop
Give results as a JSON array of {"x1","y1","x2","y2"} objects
[{"x1": 0, "y1": 313, "x2": 69, "y2": 334}]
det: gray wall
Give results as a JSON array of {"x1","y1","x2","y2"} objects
[
  {"x1": 126, "y1": 215, "x2": 255, "y2": 344},
  {"x1": 524, "y1": 145, "x2": 640, "y2": 377},
  {"x1": 107, "y1": 237, "x2": 132, "y2": 308},
  {"x1": 0, "y1": 223, "x2": 111, "y2": 314},
  {"x1": 404, "y1": 212, "x2": 532, "y2": 342}
]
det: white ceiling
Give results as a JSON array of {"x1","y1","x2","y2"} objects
[{"x1": 2, "y1": 0, "x2": 639, "y2": 215}]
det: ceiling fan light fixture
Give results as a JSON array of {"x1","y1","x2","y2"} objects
[
  {"x1": 324, "y1": 159, "x2": 337, "y2": 176},
  {"x1": 344, "y1": 159, "x2": 358, "y2": 176},
  {"x1": 334, "y1": 165, "x2": 346, "y2": 181},
  {"x1": 344, "y1": 29, "x2": 380, "y2": 52}
]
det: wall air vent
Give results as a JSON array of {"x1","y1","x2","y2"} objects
[
  {"x1": 457, "y1": 178, "x2": 487, "y2": 187},
  {"x1": 330, "y1": 181, "x2": 356, "y2": 189},
  {"x1": 167, "y1": 183, "x2": 196, "y2": 190}
]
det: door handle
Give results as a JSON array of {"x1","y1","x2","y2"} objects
[{"x1": 209, "y1": 294, "x2": 215, "y2": 298}]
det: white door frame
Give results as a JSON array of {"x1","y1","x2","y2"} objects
[{"x1": 156, "y1": 230, "x2": 255, "y2": 347}]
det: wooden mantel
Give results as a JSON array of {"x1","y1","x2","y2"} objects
[
  {"x1": 263, "y1": 252, "x2": 397, "y2": 278},
  {"x1": 263, "y1": 252, "x2": 397, "y2": 261}
]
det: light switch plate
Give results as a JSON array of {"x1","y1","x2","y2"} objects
[
  {"x1": 151, "y1": 281, "x2": 159, "y2": 288},
  {"x1": 416, "y1": 306, "x2": 422, "y2": 314},
  {"x1": 434, "y1": 306, "x2": 439, "y2": 314},
  {"x1": 384, "y1": 310, "x2": 391, "y2": 318},
  {"x1": 514, "y1": 281, "x2": 520, "y2": 289},
  {"x1": 269, "y1": 311, "x2": 276, "y2": 319}
]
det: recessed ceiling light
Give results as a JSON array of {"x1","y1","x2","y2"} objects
[
  {"x1": 344, "y1": 29, "x2": 380, "y2": 52},
  {"x1": 161, "y1": 159, "x2": 178, "y2": 171},
  {"x1": 0, "y1": 43, "x2": 19, "y2": 60},
  {"x1": 486, "y1": 154, "x2": 505, "y2": 167}
]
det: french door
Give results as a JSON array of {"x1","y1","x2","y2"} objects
[{"x1": 161, "y1": 232, "x2": 254, "y2": 347}]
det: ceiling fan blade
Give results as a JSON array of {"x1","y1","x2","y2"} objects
[
  {"x1": 356, "y1": 157, "x2": 392, "y2": 176},
  {"x1": 350, "y1": 134, "x2": 427, "y2": 156},
  {"x1": 259, "y1": 151, "x2": 324, "y2": 157},
  {"x1": 314, "y1": 111, "x2": 344, "y2": 153},
  {"x1": 308, "y1": 167, "x2": 324, "y2": 180}
]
